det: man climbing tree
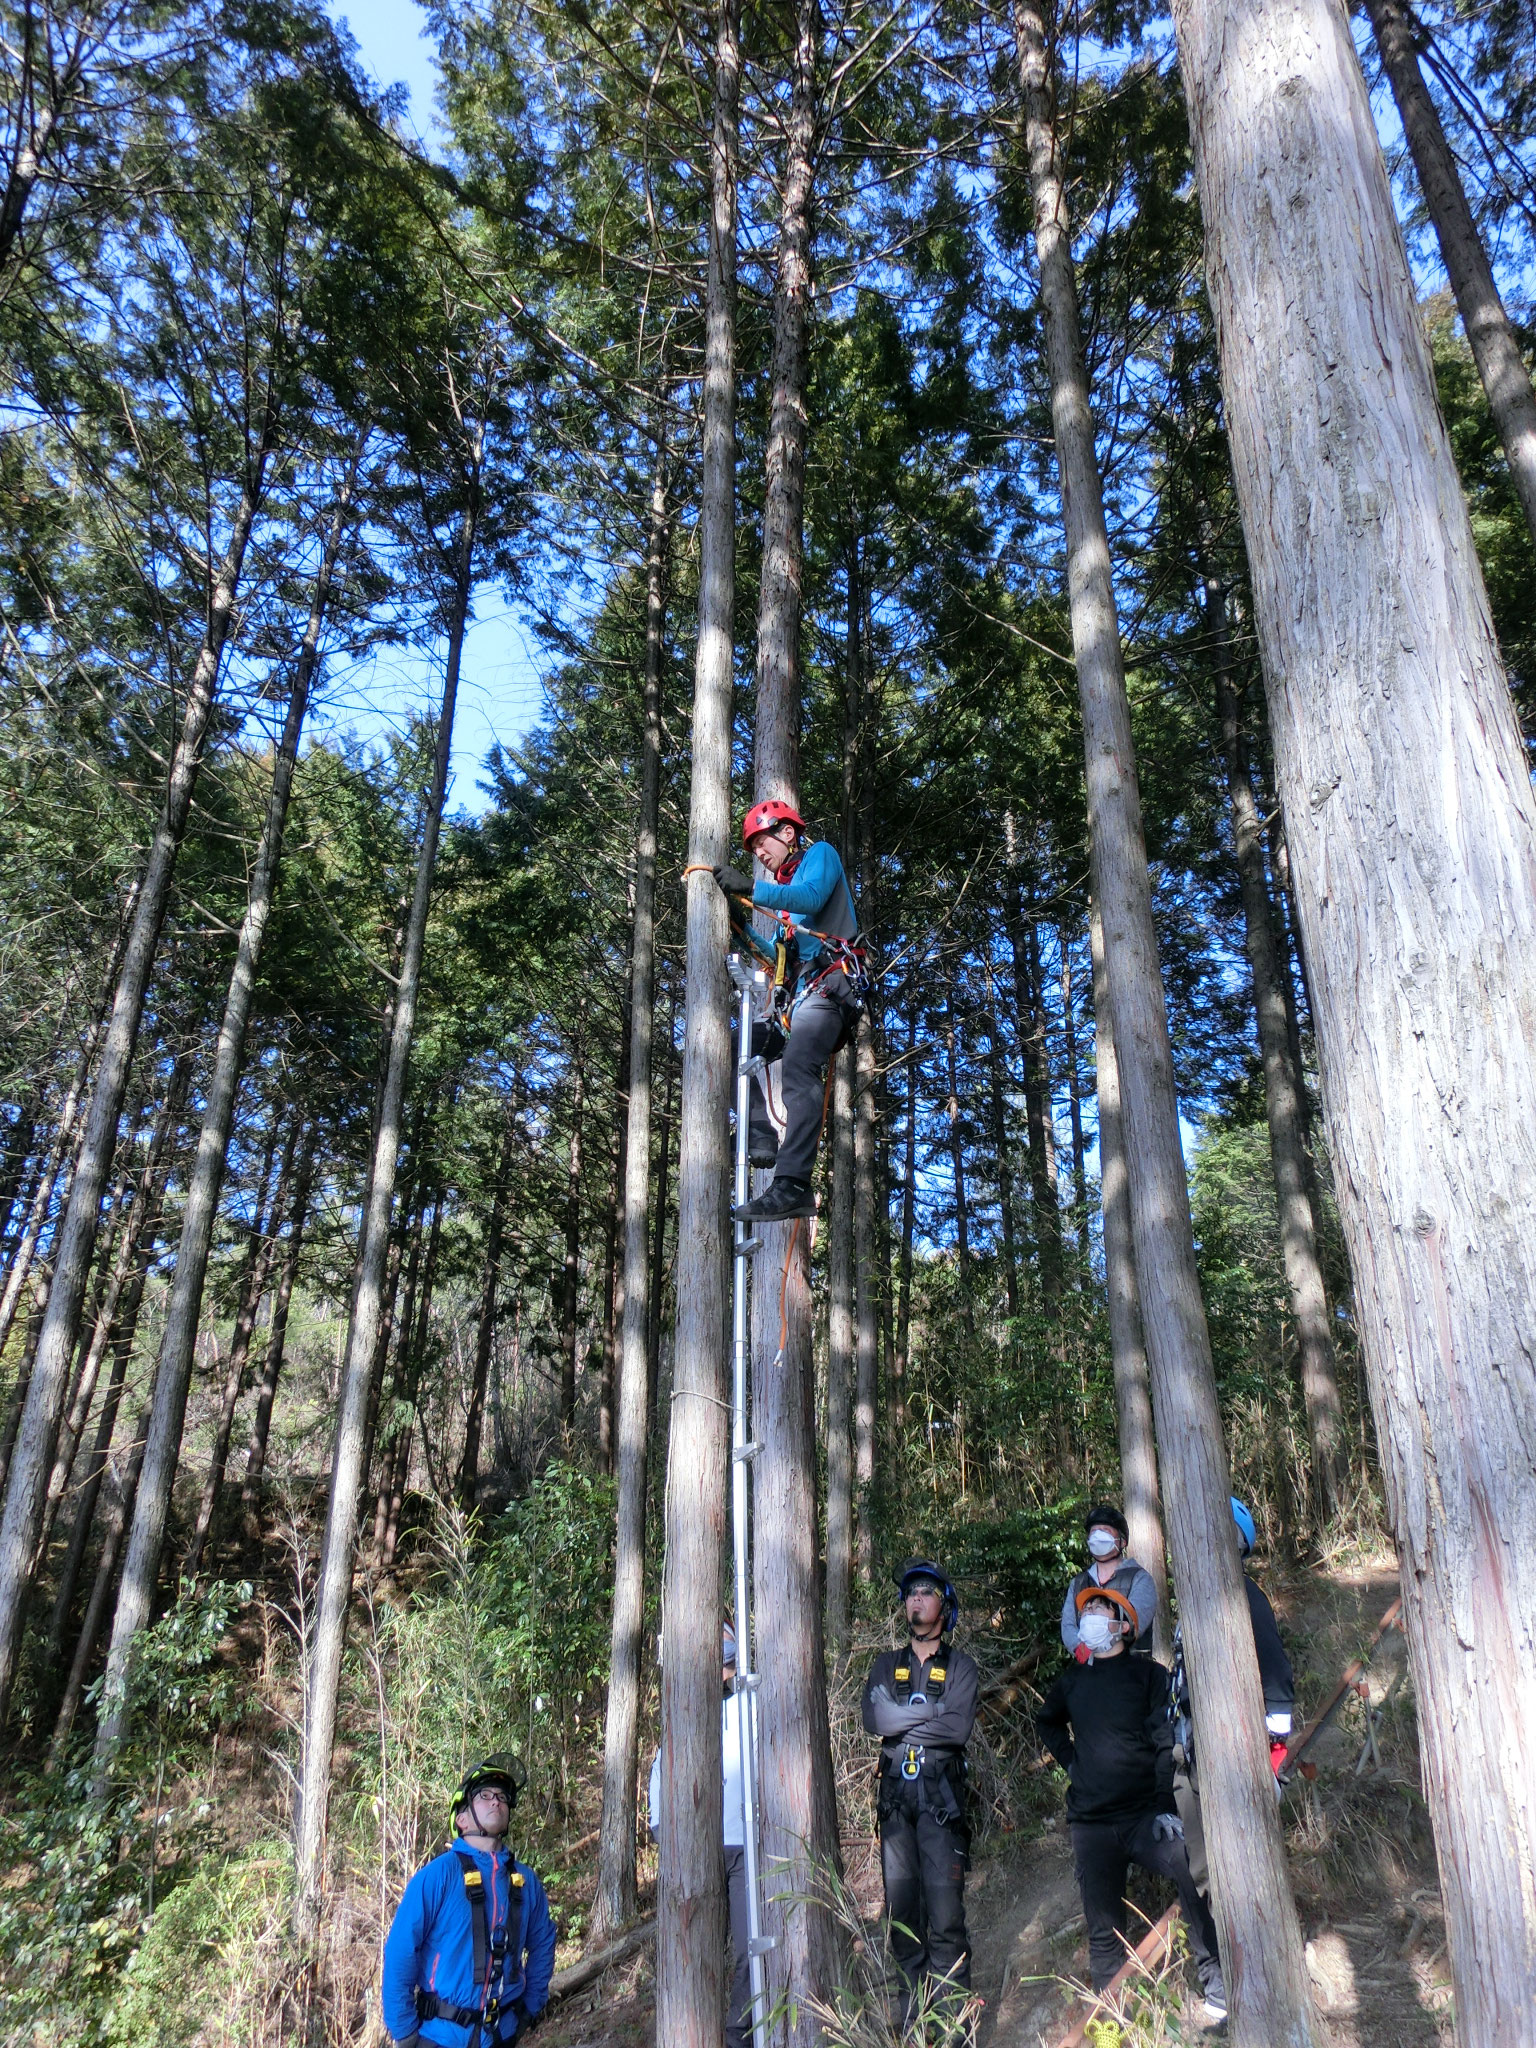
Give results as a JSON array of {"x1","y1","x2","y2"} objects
[{"x1": 712, "y1": 799, "x2": 862, "y2": 1223}]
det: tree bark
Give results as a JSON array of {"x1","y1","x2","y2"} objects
[
  {"x1": 1170, "y1": 0, "x2": 1536, "y2": 2030},
  {"x1": 1004, "y1": 845, "x2": 1063, "y2": 1320},
  {"x1": 0, "y1": 467, "x2": 267, "y2": 1728},
  {"x1": 291, "y1": 481, "x2": 475, "y2": 1924},
  {"x1": 824, "y1": 1044, "x2": 855, "y2": 1651},
  {"x1": 1209, "y1": 580, "x2": 1345, "y2": 1524},
  {"x1": 942, "y1": 989, "x2": 974, "y2": 1332},
  {"x1": 1089, "y1": 897, "x2": 1168, "y2": 1662},
  {"x1": 50, "y1": 1413, "x2": 148, "y2": 1764},
  {"x1": 852, "y1": 1010, "x2": 878, "y2": 1582},
  {"x1": 593, "y1": 457, "x2": 669, "y2": 1942},
  {"x1": 1015, "y1": 6, "x2": 1319, "y2": 2039},
  {"x1": 655, "y1": 3, "x2": 737, "y2": 2033},
  {"x1": 92, "y1": 482, "x2": 346, "y2": 1758},
  {"x1": 1362, "y1": 0, "x2": 1536, "y2": 549}
]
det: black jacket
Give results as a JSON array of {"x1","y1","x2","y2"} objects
[
  {"x1": 1244, "y1": 1576, "x2": 1295, "y2": 1713},
  {"x1": 1036, "y1": 1653, "x2": 1175, "y2": 1823}
]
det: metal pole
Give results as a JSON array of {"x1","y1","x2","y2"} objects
[{"x1": 727, "y1": 953, "x2": 772, "y2": 2047}]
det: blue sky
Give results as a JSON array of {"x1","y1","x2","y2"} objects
[{"x1": 318, "y1": 3, "x2": 545, "y2": 814}]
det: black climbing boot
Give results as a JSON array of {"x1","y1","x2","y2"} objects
[
  {"x1": 733, "y1": 1176, "x2": 815, "y2": 1223},
  {"x1": 747, "y1": 1132, "x2": 780, "y2": 1169}
]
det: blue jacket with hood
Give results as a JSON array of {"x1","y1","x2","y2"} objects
[{"x1": 382, "y1": 1840, "x2": 557, "y2": 2045}]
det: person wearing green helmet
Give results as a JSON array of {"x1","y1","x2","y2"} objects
[{"x1": 382, "y1": 1756, "x2": 556, "y2": 2047}]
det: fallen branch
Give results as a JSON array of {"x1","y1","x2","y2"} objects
[
  {"x1": 1054, "y1": 1904, "x2": 1181, "y2": 2048},
  {"x1": 547, "y1": 1915, "x2": 656, "y2": 2002},
  {"x1": 978, "y1": 1643, "x2": 1045, "y2": 1718},
  {"x1": 1280, "y1": 1595, "x2": 1402, "y2": 1782}
]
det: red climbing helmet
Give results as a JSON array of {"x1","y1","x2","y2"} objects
[{"x1": 742, "y1": 799, "x2": 805, "y2": 848}]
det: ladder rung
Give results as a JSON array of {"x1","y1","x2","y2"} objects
[
  {"x1": 733, "y1": 1440, "x2": 761, "y2": 1462},
  {"x1": 735, "y1": 1236, "x2": 763, "y2": 1257},
  {"x1": 738, "y1": 1055, "x2": 766, "y2": 1078},
  {"x1": 748, "y1": 1936, "x2": 777, "y2": 1956}
]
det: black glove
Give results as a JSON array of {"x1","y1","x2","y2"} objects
[
  {"x1": 511, "y1": 2003, "x2": 544, "y2": 2034},
  {"x1": 393, "y1": 2036, "x2": 421, "y2": 2048},
  {"x1": 712, "y1": 864, "x2": 753, "y2": 897}
]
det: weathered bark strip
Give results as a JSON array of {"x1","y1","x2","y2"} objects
[
  {"x1": 239, "y1": 1129, "x2": 317, "y2": 1524},
  {"x1": 1014, "y1": 5, "x2": 1319, "y2": 2040},
  {"x1": 1363, "y1": 0, "x2": 1536, "y2": 548},
  {"x1": 656, "y1": 1, "x2": 737, "y2": 2032},
  {"x1": 1208, "y1": 583, "x2": 1344, "y2": 1521},
  {"x1": 1170, "y1": 0, "x2": 1536, "y2": 2033},
  {"x1": 460, "y1": 1117, "x2": 514, "y2": 1508},
  {"x1": 592, "y1": 455, "x2": 669, "y2": 1943}
]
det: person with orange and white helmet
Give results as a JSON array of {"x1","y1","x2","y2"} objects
[{"x1": 712, "y1": 801, "x2": 862, "y2": 1225}]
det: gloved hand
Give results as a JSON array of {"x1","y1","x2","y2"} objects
[
  {"x1": 511, "y1": 2002, "x2": 544, "y2": 2035},
  {"x1": 393, "y1": 2036, "x2": 421, "y2": 2048},
  {"x1": 713, "y1": 864, "x2": 753, "y2": 897},
  {"x1": 1151, "y1": 1812, "x2": 1184, "y2": 1843},
  {"x1": 868, "y1": 1684, "x2": 927, "y2": 1739}
]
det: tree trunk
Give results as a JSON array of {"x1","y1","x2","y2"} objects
[
  {"x1": 37, "y1": 1070, "x2": 187, "y2": 1568},
  {"x1": 1362, "y1": 0, "x2": 1536, "y2": 548},
  {"x1": 560, "y1": 1049, "x2": 585, "y2": 1432},
  {"x1": 1209, "y1": 581, "x2": 1345, "y2": 1524},
  {"x1": 824, "y1": 1045, "x2": 855, "y2": 1651},
  {"x1": 942, "y1": 990, "x2": 974, "y2": 1334},
  {"x1": 1061, "y1": 935, "x2": 1089, "y2": 1238},
  {"x1": 1004, "y1": 847, "x2": 1064, "y2": 1320},
  {"x1": 1014, "y1": 6, "x2": 1319, "y2": 2039},
  {"x1": 0, "y1": 1093, "x2": 38, "y2": 1253},
  {"x1": 893, "y1": 999, "x2": 918, "y2": 1431},
  {"x1": 291, "y1": 485, "x2": 475, "y2": 1925},
  {"x1": 647, "y1": 1034, "x2": 674, "y2": 1422},
  {"x1": 0, "y1": 968, "x2": 115, "y2": 1375},
  {"x1": 656, "y1": 1, "x2": 737, "y2": 2029},
  {"x1": 852, "y1": 1010, "x2": 878, "y2": 1582},
  {"x1": 986, "y1": 1000, "x2": 1020, "y2": 1319},
  {"x1": 50, "y1": 1412, "x2": 149, "y2": 1764},
  {"x1": 593, "y1": 454, "x2": 669, "y2": 1943},
  {"x1": 183, "y1": 1119, "x2": 299, "y2": 1579},
  {"x1": 1089, "y1": 897, "x2": 1168, "y2": 1662},
  {"x1": 748, "y1": 3, "x2": 843, "y2": 2026},
  {"x1": 91, "y1": 489, "x2": 343, "y2": 1760},
  {"x1": 0, "y1": 467, "x2": 267, "y2": 1728},
  {"x1": 239, "y1": 1129, "x2": 317, "y2": 1526},
  {"x1": 461, "y1": 1117, "x2": 514, "y2": 1509},
  {"x1": 41, "y1": 1062, "x2": 191, "y2": 1682},
  {"x1": 1171, "y1": 0, "x2": 1536, "y2": 2029}
]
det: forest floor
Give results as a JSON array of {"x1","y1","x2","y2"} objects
[{"x1": 533, "y1": 1552, "x2": 1455, "y2": 2048}]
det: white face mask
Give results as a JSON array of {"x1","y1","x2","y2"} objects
[
  {"x1": 1079, "y1": 1610, "x2": 1118, "y2": 1653},
  {"x1": 1087, "y1": 1528, "x2": 1121, "y2": 1560}
]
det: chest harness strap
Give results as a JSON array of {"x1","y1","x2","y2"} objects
[
  {"x1": 892, "y1": 1638, "x2": 951, "y2": 1780},
  {"x1": 417, "y1": 1850, "x2": 526, "y2": 2044}
]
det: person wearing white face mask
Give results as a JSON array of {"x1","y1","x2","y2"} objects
[
  {"x1": 1060, "y1": 1503, "x2": 1159, "y2": 1659},
  {"x1": 1037, "y1": 1591, "x2": 1226, "y2": 2021}
]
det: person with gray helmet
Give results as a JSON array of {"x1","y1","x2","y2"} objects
[
  {"x1": 861, "y1": 1559, "x2": 979, "y2": 2032},
  {"x1": 649, "y1": 1621, "x2": 759, "y2": 2047},
  {"x1": 1060, "y1": 1503, "x2": 1159, "y2": 1657}
]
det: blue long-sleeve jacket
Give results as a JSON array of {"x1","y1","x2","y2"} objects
[
  {"x1": 382, "y1": 1842, "x2": 557, "y2": 2045},
  {"x1": 750, "y1": 840, "x2": 857, "y2": 969}
]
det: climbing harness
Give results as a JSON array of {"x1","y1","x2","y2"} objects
[
  {"x1": 726, "y1": 952, "x2": 777, "y2": 2048},
  {"x1": 416, "y1": 1847, "x2": 524, "y2": 2046}
]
